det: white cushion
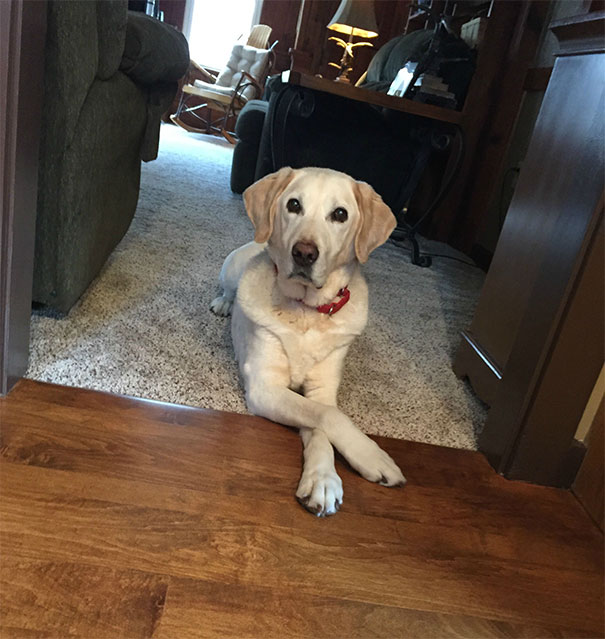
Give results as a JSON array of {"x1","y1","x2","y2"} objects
[
  {"x1": 214, "y1": 44, "x2": 270, "y2": 99},
  {"x1": 192, "y1": 79, "x2": 235, "y2": 97}
]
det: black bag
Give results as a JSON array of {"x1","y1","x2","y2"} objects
[{"x1": 360, "y1": 28, "x2": 476, "y2": 108}]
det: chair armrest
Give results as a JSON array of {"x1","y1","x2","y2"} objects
[
  {"x1": 190, "y1": 60, "x2": 219, "y2": 84},
  {"x1": 234, "y1": 71, "x2": 263, "y2": 100},
  {"x1": 121, "y1": 11, "x2": 189, "y2": 85}
]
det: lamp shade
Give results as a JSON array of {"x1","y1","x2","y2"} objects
[{"x1": 327, "y1": 0, "x2": 379, "y2": 39}]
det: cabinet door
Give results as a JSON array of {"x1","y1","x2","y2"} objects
[{"x1": 454, "y1": 12, "x2": 605, "y2": 485}]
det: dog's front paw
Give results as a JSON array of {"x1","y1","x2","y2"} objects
[
  {"x1": 296, "y1": 468, "x2": 343, "y2": 517},
  {"x1": 210, "y1": 294, "x2": 233, "y2": 317},
  {"x1": 345, "y1": 436, "x2": 406, "y2": 487}
]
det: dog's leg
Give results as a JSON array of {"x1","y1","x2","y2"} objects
[
  {"x1": 296, "y1": 369, "x2": 343, "y2": 516},
  {"x1": 246, "y1": 346, "x2": 406, "y2": 491},
  {"x1": 296, "y1": 428, "x2": 343, "y2": 516},
  {"x1": 249, "y1": 382, "x2": 405, "y2": 487},
  {"x1": 303, "y1": 350, "x2": 406, "y2": 487},
  {"x1": 210, "y1": 242, "x2": 266, "y2": 316}
]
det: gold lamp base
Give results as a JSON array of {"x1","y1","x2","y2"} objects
[
  {"x1": 328, "y1": 34, "x2": 373, "y2": 83},
  {"x1": 334, "y1": 74, "x2": 351, "y2": 83}
]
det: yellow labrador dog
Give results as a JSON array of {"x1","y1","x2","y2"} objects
[{"x1": 211, "y1": 167, "x2": 406, "y2": 516}]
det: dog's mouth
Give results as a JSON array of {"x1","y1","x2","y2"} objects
[{"x1": 288, "y1": 270, "x2": 323, "y2": 289}]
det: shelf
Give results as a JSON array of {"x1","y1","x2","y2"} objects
[{"x1": 283, "y1": 70, "x2": 463, "y2": 125}]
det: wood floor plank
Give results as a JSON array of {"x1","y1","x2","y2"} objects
[
  {"x1": 1, "y1": 381, "x2": 592, "y2": 529},
  {"x1": 156, "y1": 577, "x2": 596, "y2": 639},
  {"x1": 1, "y1": 461, "x2": 601, "y2": 578},
  {"x1": 2, "y1": 383, "x2": 600, "y2": 567},
  {"x1": 1, "y1": 380, "x2": 603, "y2": 638},
  {"x1": 2, "y1": 460, "x2": 602, "y2": 631},
  {"x1": 3, "y1": 399, "x2": 589, "y2": 547},
  {"x1": 0, "y1": 558, "x2": 167, "y2": 638}
]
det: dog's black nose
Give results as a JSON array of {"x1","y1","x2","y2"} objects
[{"x1": 292, "y1": 241, "x2": 319, "y2": 267}]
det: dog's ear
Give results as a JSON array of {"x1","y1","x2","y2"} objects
[
  {"x1": 243, "y1": 167, "x2": 295, "y2": 243},
  {"x1": 353, "y1": 180, "x2": 397, "y2": 263}
]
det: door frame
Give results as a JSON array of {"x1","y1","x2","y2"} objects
[
  {"x1": 0, "y1": 0, "x2": 46, "y2": 396},
  {"x1": 0, "y1": 1, "x2": 600, "y2": 497}
]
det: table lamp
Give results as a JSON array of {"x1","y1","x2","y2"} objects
[{"x1": 327, "y1": 0, "x2": 379, "y2": 83}]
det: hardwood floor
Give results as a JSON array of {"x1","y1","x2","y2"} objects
[{"x1": 1, "y1": 380, "x2": 603, "y2": 638}]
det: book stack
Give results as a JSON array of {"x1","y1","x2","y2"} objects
[{"x1": 413, "y1": 74, "x2": 457, "y2": 108}]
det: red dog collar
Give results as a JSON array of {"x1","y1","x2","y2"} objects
[{"x1": 315, "y1": 287, "x2": 350, "y2": 315}]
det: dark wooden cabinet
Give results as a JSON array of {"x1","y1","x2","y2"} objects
[{"x1": 454, "y1": 12, "x2": 605, "y2": 486}]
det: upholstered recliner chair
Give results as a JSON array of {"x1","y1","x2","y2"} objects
[
  {"x1": 33, "y1": 0, "x2": 189, "y2": 313},
  {"x1": 229, "y1": 74, "x2": 428, "y2": 211}
]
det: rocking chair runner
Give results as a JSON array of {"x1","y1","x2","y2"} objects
[{"x1": 171, "y1": 25, "x2": 276, "y2": 143}]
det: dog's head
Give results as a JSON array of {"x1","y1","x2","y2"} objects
[{"x1": 243, "y1": 167, "x2": 396, "y2": 290}]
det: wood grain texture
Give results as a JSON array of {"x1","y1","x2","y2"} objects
[
  {"x1": 155, "y1": 578, "x2": 596, "y2": 639},
  {"x1": 1, "y1": 380, "x2": 603, "y2": 638},
  {"x1": 0, "y1": 559, "x2": 167, "y2": 638},
  {"x1": 258, "y1": 0, "x2": 302, "y2": 73}
]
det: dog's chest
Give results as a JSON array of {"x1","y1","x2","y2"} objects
[
  {"x1": 273, "y1": 312, "x2": 352, "y2": 388},
  {"x1": 235, "y1": 254, "x2": 366, "y2": 390}
]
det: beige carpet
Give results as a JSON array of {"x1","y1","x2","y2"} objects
[{"x1": 27, "y1": 124, "x2": 487, "y2": 449}]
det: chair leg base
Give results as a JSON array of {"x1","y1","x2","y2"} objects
[
  {"x1": 169, "y1": 114, "x2": 209, "y2": 134},
  {"x1": 221, "y1": 129, "x2": 237, "y2": 144},
  {"x1": 170, "y1": 114, "x2": 238, "y2": 144}
]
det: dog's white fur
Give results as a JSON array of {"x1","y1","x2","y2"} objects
[{"x1": 211, "y1": 167, "x2": 405, "y2": 516}]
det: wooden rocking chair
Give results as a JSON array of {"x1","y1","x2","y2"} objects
[{"x1": 170, "y1": 25, "x2": 276, "y2": 143}]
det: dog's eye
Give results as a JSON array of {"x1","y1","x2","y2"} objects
[
  {"x1": 331, "y1": 207, "x2": 348, "y2": 223},
  {"x1": 286, "y1": 198, "x2": 302, "y2": 214}
]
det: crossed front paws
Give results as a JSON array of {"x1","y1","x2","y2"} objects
[{"x1": 296, "y1": 441, "x2": 405, "y2": 517}]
